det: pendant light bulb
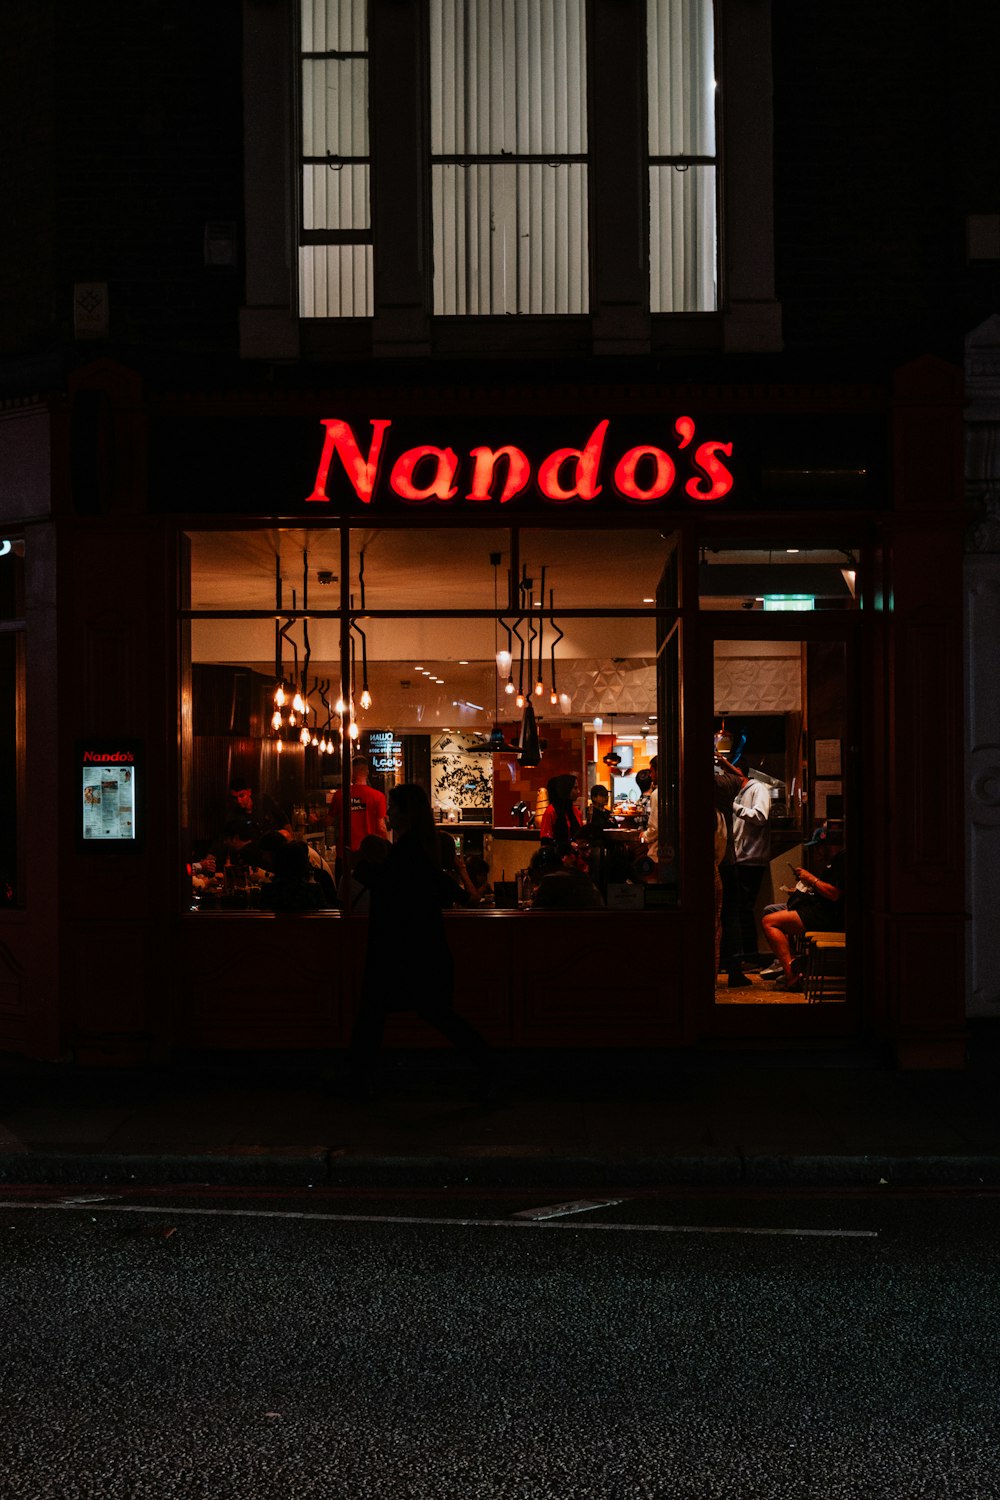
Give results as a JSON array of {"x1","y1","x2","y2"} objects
[
  {"x1": 348, "y1": 721, "x2": 360, "y2": 741},
  {"x1": 504, "y1": 679, "x2": 515, "y2": 696},
  {"x1": 310, "y1": 734, "x2": 319, "y2": 748},
  {"x1": 271, "y1": 711, "x2": 282, "y2": 732},
  {"x1": 360, "y1": 687, "x2": 372, "y2": 711},
  {"x1": 274, "y1": 685, "x2": 286, "y2": 707},
  {"x1": 288, "y1": 712, "x2": 296, "y2": 727},
  {"x1": 292, "y1": 692, "x2": 305, "y2": 714},
  {"x1": 300, "y1": 726, "x2": 311, "y2": 746},
  {"x1": 534, "y1": 679, "x2": 544, "y2": 697},
  {"x1": 334, "y1": 696, "x2": 346, "y2": 715},
  {"x1": 495, "y1": 649, "x2": 512, "y2": 680},
  {"x1": 593, "y1": 716, "x2": 603, "y2": 730},
  {"x1": 516, "y1": 691, "x2": 525, "y2": 709},
  {"x1": 550, "y1": 690, "x2": 558, "y2": 706}
]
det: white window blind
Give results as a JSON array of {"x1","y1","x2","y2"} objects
[
  {"x1": 299, "y1": 0, "x2": 373, "y2": 318},
  {"x1": 647, "y1": 0, "x2": 718, "y2": 312},
  {"x1": 430, "y1": 0, "x2": 589, "y2": 316}
]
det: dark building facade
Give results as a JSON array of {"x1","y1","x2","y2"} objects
[{"x1": 1, "y1": 1, "x2": 998, "y2": 1067}]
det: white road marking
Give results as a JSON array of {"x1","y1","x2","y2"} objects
[
  {"x1": 0, "y1": 1201, "x2": 877, "y2": 1238},
  {"x1": 513, "y1": 1198, "x2": 625, "y2": 1220}
]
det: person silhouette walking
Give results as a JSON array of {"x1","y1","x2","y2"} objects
[{"x1": 348, "y1": 782, "x2": 496, "y2": 1097}]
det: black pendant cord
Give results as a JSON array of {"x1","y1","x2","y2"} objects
[{"x1": 549, "y1": 589, "x2": 564, "y2": 695}]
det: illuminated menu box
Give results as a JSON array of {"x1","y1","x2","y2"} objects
[{"x1": 77, "y1": 743, "x2": 143, "y2": 850}]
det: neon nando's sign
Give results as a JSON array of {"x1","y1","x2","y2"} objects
[{"x1": 306, "y1": 417, "x2": 734, "y2": 508}]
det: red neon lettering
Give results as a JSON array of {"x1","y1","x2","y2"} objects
[
  {"x1": 83, "y1": 750, "x2": 134, "y2": 763},
  {"x1": 685, "y1": 441, "x2": 735, "y2": 503},
  {"x1": 537, "y1": 420, "x2": 609, "y2": 504},
  {"x1": 675, "y1": 415, "x2": 696, "y2": 449},
  {"x1": 305, "y1": 418, "x2": 391, "y2": 505},
  {"x1": 467, "y1": 446, "x2": 531, "y2": 504},
  {"x1": 613, "y1": 446, "x2": 676, "y2": 505},
  {"x1": 390, "y1": 446, "x2": 459, "y2": 504}
]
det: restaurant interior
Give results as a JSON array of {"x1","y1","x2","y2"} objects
[{"x1": 183, "y1": 526, "x2": 852, "y2": 1007}]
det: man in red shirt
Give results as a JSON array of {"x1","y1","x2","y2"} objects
[{"x1": 328, "y1": 756, "x2": 388, "y2": 860}]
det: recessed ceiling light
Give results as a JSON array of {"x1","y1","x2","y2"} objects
[
  {"x1": 459, "y1": 660, "x2": 469, "y2": 665},
  {"x1": 786, "y1": 549, "x2": 799, "y2": 554},
  {"x1": 642, "y1": 597, "x2": 655, "y2": 603}
]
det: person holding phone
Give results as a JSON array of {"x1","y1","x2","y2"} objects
[{"x1": 761, "y1": 824, "x2": 845, "y2": 990}]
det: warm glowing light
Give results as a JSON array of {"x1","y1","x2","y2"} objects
[
  {"x1": 310, "y1": 734, "x2": 319, "y2": 747},
  {"x1": 300, "y1": 727, "x2": 311, "y2": 746},
  {"x1": 495, "y1": 649, "x2": 512, "y2": 680},
  {"x1": 292, "y1": 692, "x2": 305, "y2": 714},
  {"x1": 276, "y1": 738, "x2": 283, "y2": 754},
  {"x1": 289, "y1": 712, "x2": 296, "y2": 726},
  {"x1": 516, "y1": 692, "x2": 525, "y2": 709},
  {"x1": 359, "y1": 688, "x2": 372, "y2": 710},
  {"x1": 271, "y1": 711, "x2": 282, "y2": 731},
  {"x1": 326, "y1": 741, "x2": 335, "y2": 755},
  {"x1": 534, "y1": 680, "x2": 543, "y2": 697},
  {"x1": 549, "y1": 691, "x2": 558, "y2": 706},
  {"x1": 504, "y1": 680, "x2": 515, "y2": 696},
  {"x1": 335, "y1": 696, "x2": 346, "y2": 714},
  {"x1": 274, "y1": 685, "x2": 286, "y2": 707},
  {"x1": 593, "y1": 716, "x2": 603, "y2": 730},
  {"x1": 348, "y1": 721, "x2": 360, "y2": 740}
]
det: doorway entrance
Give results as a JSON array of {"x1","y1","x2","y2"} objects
[{"x1": 705, "y1": 624, "x2": 856, "y2": 1030}]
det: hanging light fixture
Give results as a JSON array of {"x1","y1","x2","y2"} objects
[
  {"x1": 533, "y1": 566, "x2": 546, "y2": 697},
  {"x1": 548, "y1": 585, "x2": 564, "y2": 707},
  {"x1": 467, "y1": 552, "x2": 522, "y2": 757}
]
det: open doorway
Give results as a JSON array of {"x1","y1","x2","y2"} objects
[{"x1": 711, "y1": 637, "x2": 848, "y2": 1007}]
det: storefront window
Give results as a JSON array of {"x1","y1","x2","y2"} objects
[{"x1": 182, "y1": 526, "x2": 678, "y2": 914}]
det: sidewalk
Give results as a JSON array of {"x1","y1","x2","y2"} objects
[{"x1": 3, "y1": 1032, "x2": 1000, "y2": 1190}]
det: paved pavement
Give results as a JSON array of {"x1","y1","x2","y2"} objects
[{"x1": 2, "y1": 1027, "x2": 1000, "y2": 1188}]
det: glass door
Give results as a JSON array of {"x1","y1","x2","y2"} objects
[{"x1": 703, "y1": 620, "x2": 857, "y2": 1033}]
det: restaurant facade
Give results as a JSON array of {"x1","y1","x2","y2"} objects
[{"x1": 0, "y1": 352, "x2": 968, "y2": 1067}]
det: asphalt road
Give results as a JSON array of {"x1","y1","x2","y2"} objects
[{"x1": 2, "y1": 1185, "x2": 999, "y2": 1499}]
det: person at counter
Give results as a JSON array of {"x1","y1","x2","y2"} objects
[
  {"x1": 643, "y1": 757, "x2": 659, "y2": 861},
  {"x1": 327, "y1": 756, "x2": 388, "y2": 868},
  {"x1": 713, "y1": 752, "x2": 746, "y2": 987},
  {"x1": 223, "y1": 778, "x2": 291, "y2": 839},
  {"x1": 725, "y1": 753, "x2": 772, "y2": 979},
  {"x1": 584, "y1": 784, "x2": 616, "y2": 838},
  {"x1": 254, "y1": 832, "x2": 333, "y2": 911},
  {"x1": 528, "y1": 845, "x2": 605, "y2": 910},
  {"x1": 539, "y1": 774, "x2": 586, "y2": 847}
]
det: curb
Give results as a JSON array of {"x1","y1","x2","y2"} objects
[{"x1": 3, "y1": 1149, "x2": 1000, "y2": 1190}]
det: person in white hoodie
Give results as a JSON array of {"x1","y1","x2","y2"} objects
[{"x1": 720, "y1": 753, "x2": 771, "y2": 980}]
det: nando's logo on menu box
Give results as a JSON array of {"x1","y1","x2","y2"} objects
[
  {"x1": 81, "y1": 749, "x2": 135, "y2": 764},
  {"x1": 305, "y1": 416, "x2": 735, "y2": 509}
]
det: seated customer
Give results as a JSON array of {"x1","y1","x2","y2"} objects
[
  {"x1": 255, "y1": 832, "x2": 335, "y2": 911},
  {"x1": 584, "y1": 784, "x2": 616, "y2": 837},
  {"x1": 529, "y1": 845, "x2": 605, "y2": 911},
  {"x1": 760, "y1": 823, "x2": 845, "y2": 991}
]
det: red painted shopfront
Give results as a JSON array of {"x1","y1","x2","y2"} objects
[{"x1": 0, "y1": 357, "x2": 967, "y2": 1066}]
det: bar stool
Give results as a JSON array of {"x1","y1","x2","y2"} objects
[{"x1": 802, "y1": 931, "x2": 846, "y2": 1004}]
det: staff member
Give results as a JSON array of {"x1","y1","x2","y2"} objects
[{"x1": 328, "y1": 756, "x2": 388, "y2": 860}]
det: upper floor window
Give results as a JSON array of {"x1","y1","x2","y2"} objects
[
  {"x1": 647, "y1": 0, "x2": 717, "y2": 312},
  {"x1": 430, "y1": 0, "x2": 589, "y2": 316},
  {"x1": 299, "y1": 0, "x2": 373, "y2": 317},
  {"x1": 296, "y1": 0, "x2": 717, "y2": 322}
]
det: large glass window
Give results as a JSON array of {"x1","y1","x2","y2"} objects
[{"x1": 182, "y1": 526, "x2": 679, "y2": 914}]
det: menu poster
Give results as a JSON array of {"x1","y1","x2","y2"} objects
[{"x1": 77, "y1": 742, "x2": 143, "y2": 850}]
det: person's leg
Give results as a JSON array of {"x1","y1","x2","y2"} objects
[
  {"x1": 737, "y1": 864, "x2": 766, "y2": 966},
  {"x1": 761, "y1": 908, "x2": 805, "y2": 982},
  {"x1": 719, "y1": 863, "x2": 743, "y2": 979}
]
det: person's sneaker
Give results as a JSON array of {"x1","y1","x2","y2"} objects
[
  {"x1": 759, "y1": 963, "x2": 783, "y2": 980},
  {"x1": 773, "y1": 976, "x2": 804, "y2": 992}
]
